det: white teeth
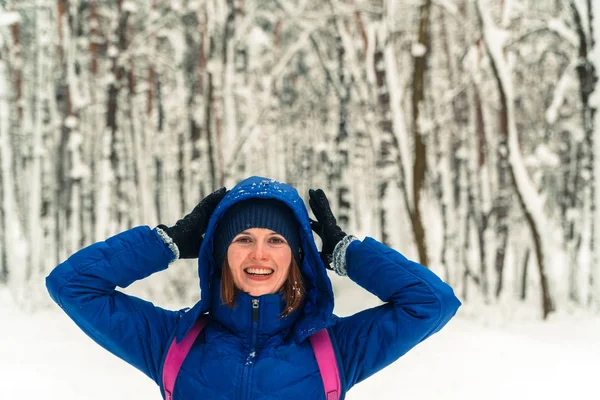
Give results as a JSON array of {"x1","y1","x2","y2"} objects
[{"x1": 244, "y1": 268, "x2": 274, "y2": 275}]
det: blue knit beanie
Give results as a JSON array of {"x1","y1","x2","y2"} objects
[{"x1": 213, "y1": 199, "x2": 302, "y2": 268}]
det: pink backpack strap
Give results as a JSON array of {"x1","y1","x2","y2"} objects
[
  {"x1": 162, "y1": 318, "x2": 341, "y2": 400},
  {"x1": 309, "y1": 328, "x2": 341, "y2": 400},
  {"x1": 162, "y1": 316, "x2": 207, "y2": 400}
]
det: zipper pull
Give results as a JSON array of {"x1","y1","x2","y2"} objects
[{"x1": 252, "y1": 298, "x2": 259, "y2": 322}]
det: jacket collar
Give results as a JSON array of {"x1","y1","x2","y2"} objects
[{"x1": 208, "y1": 278, "x2": 301, "y2": 346}]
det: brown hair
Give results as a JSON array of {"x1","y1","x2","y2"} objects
[{"x1": 220, "y1": 257, "x2": 306, "y2": 318}]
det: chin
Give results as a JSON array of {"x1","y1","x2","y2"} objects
[
  {"x1": 248, "y1": 289, "x2": 271, "y2": 296},
  {"x1": 250, "y1": 286, "x2": 280, "y2": 296}
]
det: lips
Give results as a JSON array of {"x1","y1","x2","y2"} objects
[
  {"x1": 244, "y1": 267, "x2": 274, "y2": 276},
  {"x1": 243, "y1": 267, "x2": 275, "y2": 282}
]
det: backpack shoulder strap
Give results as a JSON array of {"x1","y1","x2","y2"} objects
[
  {"x1": 162, "y1": 316, "x2": 208, "y2": 400},
  {"x1": 309, "y1": 328, "x2": 341, "y2": 400},
  {"x1": 162, "y1": 318, "x2": 340, "y2": 400}
]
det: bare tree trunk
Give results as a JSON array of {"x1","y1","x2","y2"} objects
[
  {"x1": 592, "y1": 0, "x2": 600, "y2": 310},
  {"x1": 472, "y1": 86, "x2": 490, "y2": 300},
  {"x1": 216, "y1": 0, "x2": 239, "y2": 188},
  {"x1": 1, "y1": 2, "x2": 22, "y2": 285},
  {"x1": 411, "y1": 0, "x2": 432, "y2": 267},
  {"x1": 493, "y1": 161, "x2": 509, "y2": 300},
  {"x1": 9, "y1": 4, "x2": 22, "y2": 123},
  {"x1": 108, "y1": 0, "x2": 131, "y2": 232},
  {"x1": 333, "y1": 14, "x2": 352, "y2": 229},
  {"x1": 374, "y1": 38, "x2": 396, "y2": 246},
  {"x1": 27, "y1": 0, "x2": 48, "y2": 297},
  {"x1": 0, "y1": 18, "x2": 27, "y2": 303},
  {"x1": 434, "y1": 7, "x2": 468, "y2": 282},
  {"x1": 370, "y1": 20, "x2": 413, "y2": 247},
  {"x1": 125, "y1": 24, "x2": 141, "y2": 226},
  {"x1": 570, "y1": 0, "x2": 598, "y2": 308},
  {"x1": 86, "y1": 0, "x2": 101, "y2": 242},
  {"x1": 462, "y1": 8, "x2": 491, "y2": 300},
  {"x1": 521, "y1": 248, "x2": 530, "y2": 301},
  {"x1": 0, "y1": 157, "x2": 4, "y2": 284},
  {"x1": 183, "y1": 6, "x2": 206, "y2": 200},
  {"x1": 205, "y1": 5, "x2": 218, "y2": 189},
  {"x1": 492, "y1": 0, "x2": 514, "y2": 301},
  {"x1": 559, "y1": 128, "x2": 582, "y2": 303},
  {"x1": 477, "y1": 0, "x2": 555, "y2": 318},
  {"x1": 0, "y1": 49, "x2": 17, "y2": 285},
  {"x1": 55, "y1": 0, "x2": 75, "y2": 261},
  {"x1": 586, "y1": 0, "x2": 597, "y2": 308}
]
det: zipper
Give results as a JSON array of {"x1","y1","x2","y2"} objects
[
  {"x1": 252, "y1": 298, "x2": 259, "y2": 322},
  {"x1": 240, "y1": 298, "x2": 260, "y2": 400}
]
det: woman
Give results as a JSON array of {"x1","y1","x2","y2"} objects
[{"x1": 46, "y1": 176, "x2": 461, "y2": 399}]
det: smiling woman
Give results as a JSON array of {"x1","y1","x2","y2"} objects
[{"x1": 45, "y1": 176, "x2": 461, "y2": 400}]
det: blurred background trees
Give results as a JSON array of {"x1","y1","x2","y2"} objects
[{"x1": 0, "y1": 0, "x2": 598, "y2": 317}]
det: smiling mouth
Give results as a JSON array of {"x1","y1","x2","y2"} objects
[{"x1": 244, "y1": 268, "x2": 274, "y2": 276}]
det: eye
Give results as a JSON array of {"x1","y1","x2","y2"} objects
[
  {"x1": 269, "y1": 237, "x2": 286, "y2": 244},
  {"x1": 235, "y1": 236, "x2": 252, "y2": 243}
]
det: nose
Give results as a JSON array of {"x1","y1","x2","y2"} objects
[{"x1": 249, "y1": 241, "x2": 268, "y2": 261}]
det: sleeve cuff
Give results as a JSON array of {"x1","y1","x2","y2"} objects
[
  {"x1": 156, "y1": 227, "x2": 180, "y2": 263},
  {"x1": 332, "y1": 235, "x2": 359, "y2": 276}
]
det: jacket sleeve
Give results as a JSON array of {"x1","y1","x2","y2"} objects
[
  {"x1": 45, "y1": 225, "x2": 181, "y2": 385},
  {"x1": 330, "y1": 237, "x2": 461, "y2": 389}
]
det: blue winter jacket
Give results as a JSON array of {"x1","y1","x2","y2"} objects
[{"x1": 46, "y1": 176, "x2": 461, "y2": 399}]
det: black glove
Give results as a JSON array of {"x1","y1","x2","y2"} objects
[
  {"x1": 158, "y1": 187, "x2": 227, "y2": 259},
  {"x1": 308, "y1": 188, "x2": 347, "y2": 267}
]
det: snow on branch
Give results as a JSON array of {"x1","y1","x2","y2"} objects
[
  {"x1": 432, "y1": 0, "x2": 459, "y2": 17},
  {"x1": 546, "y1": 60, "x2": 578, "y2": 124},
  {"x1": 547, "y1": 18, "x2": 579, "y2": 47},
  {"x1": 505, "y1": 20, "x2": 578, "y2": 49},
  {"x1": 0, "y1": 12, "x2": 20, "y2": 26}
]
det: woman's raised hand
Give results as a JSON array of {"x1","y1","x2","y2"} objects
[
  {"x1": 308, "y1": 188, "x2": 347, "y2": 266},
  {"x1": 158, "y1": 187, "x2": 227, "y2": 259}
]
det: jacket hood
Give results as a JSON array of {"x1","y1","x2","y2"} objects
[{"x1": 174, "y1": 176, "x2": 335, "y2": 343}]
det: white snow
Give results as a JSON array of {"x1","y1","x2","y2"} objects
[
  {"x1": 1, "y1": 287, "x2": 598, "y2": 400},
  {"x1": 547, "y1": 18, "x2": 578, "y2": 47},
  {"x1": 248, "y1": 26, "x2": 270, "y2": 50},
  {"x1": 0, "y1": 11, "x2": 20, "y2": 26},
  {"x1": 107, "y1": 45, "x2": 119, "y2": 58},
  {"x1": 411, "y1": 42, "x2": 427, "y2": 57},
  {"x1": 170, "y1": 0, "x2": 183, "y2": 12},
  {"x1": 534, "y1": 144, "x2": 560, "y2": 168},
  {"x1": 545, "y1": 61, "x2": 576, "y2": 125},
  {"x1": 122, "y1": 1, "x2": 138, "y2": 13},
  {"x1": 435, "y1": 0, "x2": 459, "y2": 16},
  {"x1": 500, "y1": 0, "x2": 513, "y2": 27},
  {"x1": 64, "y1": 115, "x2": 79, "y2": 129}
]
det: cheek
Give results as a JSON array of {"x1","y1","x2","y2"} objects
[
  {"x1": 275, "y1": 253, "x2": 292, "y2": 276},
  {"x1": 226, "y1": 247, "x2": 245, "y2": 276}
]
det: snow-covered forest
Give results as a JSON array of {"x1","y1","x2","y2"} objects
[{"x1": 1, "y1": 0, "x2": 599, "y2": 322}]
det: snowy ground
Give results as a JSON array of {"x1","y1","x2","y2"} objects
[{"x1": 1, "y1": 287, "x2": 599, "y2": 400}]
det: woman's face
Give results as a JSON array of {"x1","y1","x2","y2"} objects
[{"x1": 227, "y1": 228, "x2": 292, "y2": 297}]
